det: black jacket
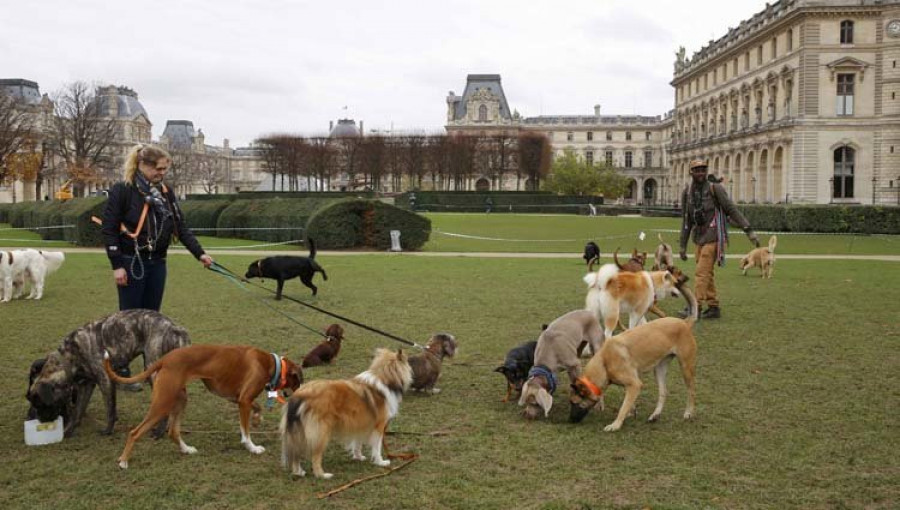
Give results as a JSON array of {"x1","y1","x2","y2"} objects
[{"x1": 101, "y1": 182, "x2": 205, "y2": 270}]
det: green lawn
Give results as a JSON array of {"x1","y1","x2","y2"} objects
[{"x1": 2, "y1": 251, "x2": 898, "y2": 509}]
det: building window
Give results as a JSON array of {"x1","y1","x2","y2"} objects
[
  {"x1": 625, "y1": 131, "x2": 632, "y2": 141},
  {"x1": 772, "y1": 37, "x2": 777, "y2": 59},
  {"x1": 625, "y1": 151, "x2": 633, "y2": 168},
  {"x1": 644, "y1": 150, "x2": 652, "y2": 168},
  {"x1": 787, "y1": 29, "x2": 793, "y2": 51},
  {"x1": 605, "y1": 151, "x2": 613, "y2": 166},
  {"x1": 645, "y1": 131, "x2": 652, "y2": 141},
  {"x1": 587, "y1": 131, "x2": 593, "y2": 141},
  {"x1": 745, "y1": 52, "x2": 750, "y2": 71},
  {"x1": 733, "y1": 58, "x2": 738, "y2": 76},
  {"x1": 757, "y1": 45, "x2": 763, "y2": 65},
  {"x1": 478, "y1": 104, "x2": 488, "y2": 121},
  {"x1": 585, "y1": 151, "x2": 594, "y2": 166},
  {"x1": 833, "y1": 146, "x2": 855, "y2": 199},
  {"x1": 840, "y1": 20, "x2": 854, "y2": 44},
  {"x1": 836, "y1": 74, "x2": 855, "y2": 116},
  {"x1": 606, "y1": 131, "x2": 612, "y2": 141},
  {"x1": 567, "y1": 132, "x2": 574, "y2": 142}
]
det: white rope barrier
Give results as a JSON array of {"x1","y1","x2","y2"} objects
[
  {"x1": 172, "y1": 239, "x2": 305, "y2": 250},
  {"x1": 0, "y1": 225, "x2": 76, "y2": 231}
]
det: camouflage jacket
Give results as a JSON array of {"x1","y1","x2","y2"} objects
[{"x1": 679, "y1": 179, "x2": 752, "y2": 250}]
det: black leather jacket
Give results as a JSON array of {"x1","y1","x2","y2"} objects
[{"x1": 101, "y1": 181, "x2": 205, "y2": 270}]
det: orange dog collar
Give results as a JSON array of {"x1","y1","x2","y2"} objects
[{"x1": 578, "y1": 376, "x2": 603, "y2": 397}]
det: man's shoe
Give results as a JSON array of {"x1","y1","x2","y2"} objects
[
  {"x1": 121, "y1": 382, "x2": 144, "y2": 392},
  {"x1": 677, "y1": 307, "x2": 697, "y2": 319},
  {"x1": 700, "y1": 306, "x2": 721, "y2": 319}
]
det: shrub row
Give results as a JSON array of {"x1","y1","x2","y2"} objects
[
  {"x1": 214, "y1": 197, "x2": 337, "y2": 243},
  {"x1": 735, "y1": 204, "x2": 900, "y2": 234},
  {"x1": 307, "y1": 199, "x2": 430, "y2": 250},
  {"x1": 2, "y1": 198, "x2": 107, "y2": 245},
  {"x1": 179, "y1": 199, "x2": 234, "y2": 237},
  {"x1": 399, "y1": 191, "x2": 603, "y2": 210}
]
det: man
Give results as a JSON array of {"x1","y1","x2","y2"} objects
[{"x1": 678, "y1": 159, "x2": 759, "y2": 319}]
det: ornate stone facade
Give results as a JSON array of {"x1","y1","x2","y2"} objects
[{"x1": 670, "y1": 0, "x2": 900, "y2": 205}]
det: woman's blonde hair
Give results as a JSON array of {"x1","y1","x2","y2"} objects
[{"x1": 123, "y1": 144, "x2": 171, "y2": 184}]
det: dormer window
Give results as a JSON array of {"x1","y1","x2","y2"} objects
[
  {"x1": 478, "y1": 104, "x2": 488, "y2": 121},
  {"x1": 840, "y1": 20, "x2": 854, "y2": 44}
]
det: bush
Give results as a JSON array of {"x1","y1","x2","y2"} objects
[
  {"x1": 306, "y1": 198, "x2": 431, "y2": 250},
  {"x1": 179, "y1": 199, "x2": 234, "y2": 237},
  {"x1": 0, "y1": 203, "x2": 11, "y2": 223},
  {"x1": 2, "y1": 198, "x2": 106, "y2": 245},
  {"x1": 215, "y1": 197, "x2": 340, "y2": 243},
  {"x1": 736, "y1": 204, "x2": 900, "y2": 234}
]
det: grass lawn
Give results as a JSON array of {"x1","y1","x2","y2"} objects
[{"x1": 2, "y1": 250, "x2": 898, "y2": 509}]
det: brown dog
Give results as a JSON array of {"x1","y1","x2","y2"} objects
[
  {"x1": 613, "y1": 248, "x2": 647, "y2": 272},
  {"x1": 584, "y1": 264, "x2": 682, "y2": 340},
  {"x1": 408, "y1": 333, "x2": 458, "y2": 394},
  {"x1": 739, "y1": 235, "x2": 777, "y2": 278},
  {"x1": 569, "y1": 287, "x2": 698, "y2": 431},
  {"x1": 103, "y1": 345, "x2": 303, "y2": 469},
  {"x1": 302, "y1": 324, "x2": 345, "y2": 368}
]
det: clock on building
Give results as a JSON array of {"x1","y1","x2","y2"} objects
[{"x1": 887, "y1": 19, "x2": 900, "y2": 38}]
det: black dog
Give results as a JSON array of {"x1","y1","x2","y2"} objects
[
  {"x1": 583, "y1": 241, "x2": 601, "y2": 271},
  {"x1": 245, "y1": 238, "x2": 327, "y2": 299},
  {"x1": 495, "y1": 340, "x2": 538, "y2": 403}
]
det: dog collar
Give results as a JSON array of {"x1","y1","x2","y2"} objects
[
  {"x1": 577, "y1": 376, "x2": 603, "y2": 397},
  {"x1": 528, "y1": 365, "x2": 558, "y2": 394},
  {"x1": 266, "y1": 353, "x2": 283, "y2": 391}
]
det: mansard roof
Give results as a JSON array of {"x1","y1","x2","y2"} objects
[
  {"x1": 162, "y1": 120, "x2": 196, "y2": 149},
  {"x1": 0, "y1": 78, "x2": 42, "y2": 105},
  {"x1": 452, "y1": 74, "x2": 512, "y2": 121}
]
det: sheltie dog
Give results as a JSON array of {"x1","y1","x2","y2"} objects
[
  {"x1": 584, "y1": 264, "x2": 682, "y2": 339},
  {"x1": 280, "y1": 348, "x2": 413, "y2": 479}
]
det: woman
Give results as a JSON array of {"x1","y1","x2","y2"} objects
[{"x1": 102, "y1": 144, "x2": 213, "y2": 312}]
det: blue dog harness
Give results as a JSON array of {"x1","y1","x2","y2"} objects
[{"x1": 528, "y1": 365, "x2": 558, "y2": 394}]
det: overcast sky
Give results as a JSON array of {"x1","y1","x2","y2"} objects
[{"x1": 4, "y1": 0, "x2": 765, "y2": 147}]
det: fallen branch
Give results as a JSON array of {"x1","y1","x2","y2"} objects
[{"x1": 316, "y1": 455, "x2": 418, "y2": 499}]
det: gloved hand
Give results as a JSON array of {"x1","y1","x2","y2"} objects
[
  {"x1": 746, "y1": 229, "x2": 760, "y2": 248},
  {"x1": 679, "y1": 249, "x2": 688, "y2": 261}
]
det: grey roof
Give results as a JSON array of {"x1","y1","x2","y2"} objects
[
  {"x1": 162, "y1": 120, "x2": 196, "y2": 149},
  {"x1": 330, "y1": 119, "x2": 360, "y2": 138},
  {"x1": 97, "y1": 86, "x2": 148, "y2": 119},
  {"x1": 0, "y1": 79, "x2": 42, "y2": 105},
  {"x1": 453, "y1": 74, "x2": 512, "y2": 121},
  {"x1": 523, "y1": 114, "x2": 664, "y2": 126}
]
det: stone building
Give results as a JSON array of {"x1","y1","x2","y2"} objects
[
  {"x1": 0, "y1": 79, "x2": 53, "y2": 202},
  {"x1": 446, "y1": 74, "x2": 675, "y2": 204},
  {"x1": 670, "y1": 0, "x2": 900, "y2": 205}
]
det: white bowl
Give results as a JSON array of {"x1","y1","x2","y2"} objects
[{"x1": 24, "y1": 417, "x2": 64, "y2": 446}]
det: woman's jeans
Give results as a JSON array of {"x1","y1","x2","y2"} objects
[{"x1": 117, "y1": 255, "x2": 167, "y2": 312}]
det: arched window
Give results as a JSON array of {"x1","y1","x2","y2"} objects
[
  {"x1": 840, "y1": 20, "x2": 854, "y2": 44},
  {"x1": 478, "y1": 104, "x2": 488, "y2": 121},
  {"x1": 833, "y1": 146, "x2": 855, "y2": 199}
]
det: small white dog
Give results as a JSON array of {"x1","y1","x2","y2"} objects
[{"x1": 1, "y1": 249, "x2": 65, "y2": 302}]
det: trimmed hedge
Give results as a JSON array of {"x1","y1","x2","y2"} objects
[
  {"x1": 3, "y1": 198, "x2": 106, "y2": 245},
  {"x1": 306, "y1": 199, "x2": 431, "y2": 250},
  {"x1": 734, "y1": 204, "x2": 900, "y2": 234},
  {"x1": 0, "y1": 203, "x2": 11, "y2": 223},
  {"x1": 215, "y1": 197, "x2": 340, "y2": 243},
  {"x1": 179, "y1": 199, "x2": 234, "y2": 237},
  {"x1": 399, "y1": 191, "x2": 602, "y2": 212}
]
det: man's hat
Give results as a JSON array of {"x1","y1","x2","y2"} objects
[{"x1": 689, "y1": 159, "x2": 709, "y2": 171}]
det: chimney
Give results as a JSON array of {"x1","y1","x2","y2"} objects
[
  {"x1": 223, "y1": 138, "x2": 230, "y2": 149},
  {"x1": 594, "y1": 104, "x2": 601, "y2": 116},
  {"x1": 359, "y1": 120, "x2": 364, "y2": 136},
  {"x1": 329, "y1": 120, "x2": 334, "y2": 132},
  {"x1": 106, "y1": 86, "x2": 118, "y2": 117}
]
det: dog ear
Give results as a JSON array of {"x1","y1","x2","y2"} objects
[
  {"x1": 495, "y1": 366, "x2": 508, "y2": 374},
  {"x1": 536, "y1": 388, "x2": 553, "y2": 417},
  {"x1": 397, "y1": 348, "x2": 405, "y2": 362}
]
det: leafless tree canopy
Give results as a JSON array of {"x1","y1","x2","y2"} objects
[
  {"x1": 48, "y1": 81, "x2": 117, "y2": 196},
  {"x1": 253, "y1": 132, "x2": 552, "y2": 192},
  {"x1": 0, "y1": 92, "x2": 35, "y2": 184}
]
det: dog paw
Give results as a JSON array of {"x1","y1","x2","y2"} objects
[
  {"x1": 647, "y1": 413, "x2": 660, "y2": 423},
  {"x1": 603, "y1": 423, "x2": 622, "y2": 432},
  {"x1": 181, "y1": 445, "x2": 198, "y2": 455},
  {"x1": 374, "y1": 459, "x2": 391, "y2": 467},
  {"x1": 117, "y1": 460, "x2": 128, "y2": 469},
  {"x1": 247, "y1": 444, "x2": 265, "y2": 455}
]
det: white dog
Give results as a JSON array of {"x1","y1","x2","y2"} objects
[
  {"x1": 1, "y1": 249, "x2": 65, "y2": 302},
  {"x1": 583, "y1": 263, "x2": 681, "y2": 339}
]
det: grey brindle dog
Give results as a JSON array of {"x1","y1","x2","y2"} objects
[{"x1": 27, "y1": 310, "x2": 190, "y2": 437}]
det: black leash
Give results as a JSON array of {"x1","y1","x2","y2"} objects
[{"x1": 207, "y1": 262, "x2": 424, "y2": 350}]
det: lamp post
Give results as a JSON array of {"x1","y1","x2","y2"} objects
[
  {"x1": 829, "y1": 177, "x2": 834, "y2": 204},
  {"x1": 751, "y1": 176, "x2": 757, "y2": 203},
  {"x1": 871, "y1": 176, "x2": 877, "y2": 205},
  {"x1": 896, "y1": 176, "x2": 900, "y2": 206}
]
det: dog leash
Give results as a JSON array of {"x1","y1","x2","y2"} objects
[
  {"x1": 207, "y1": 262, "x2": 425, "y2": 351},
  {"x1": 206, "y1": 263, "x2": 327, "y2": 338}
]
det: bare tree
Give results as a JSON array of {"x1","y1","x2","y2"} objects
[
  {"x1": 0, "y1": 92, "x2": 35, "y2": 186},
  {"x1": 517, "y1": 132, "x2": 552, "y2": 191},
  {"x1": 358, "y1": 135, "x2": 386, "y2": 191},
  {"x1": 47, "y1": 82, "x2": 117, "y2": 197},
  {"x1": 448, "y1": 135, "x2": 478, "y2": 190},
  {"x1": 193, "y1": 153, "x2": 226, "y2": 194},
  {"x1": 398, "y1": 134, "x2": 427, "y2": 191},
  {"x1": 425, "y1": 135, "x2": 450, "y2": 190}
]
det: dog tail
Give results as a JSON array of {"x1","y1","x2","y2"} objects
[
  {"x1": 307, "y1": 238, "x2": 317, "y2": 259},
  {"x1": 680, "y1": 286, "x2": 699, "y2": 327},
  {"x1": 612, "y1": 248, "x2": 625, "y2": 270},
  {"x1": 768, "y1": 235, "x2": 777, "y2": 252},
  {"x1": 280, "y1": 395, "x2": 306, "y2": 469},
  {"x1": 102, "y1": 351, "x2": 162, "y2": 384}
]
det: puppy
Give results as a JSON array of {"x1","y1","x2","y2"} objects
[
  {"x1": 302, "y1": 324, "x2": 345, "y2": 368},
  {"x1": 584, "y1": 264, "x2": 682, "y2": 340},
  {"x1": 519, "y1": 310, "x2": 604, "y2": 420},
  {"x1": 408, "y1": 333, "x2": 458, "y2": 394},
  {"x1": 739, "y1": 235, "x2": 777, "y2": 278},
  {"x1": 280, "y1": 348, "x2": 413, "y2": 479},
  {"x1": 569, "y1": 286, "x2": 698, "y2": 431},
  {"x1": 245, "y1": 238, "x2": 327, "y2": 299},
  {"x1": 613, "y1": 248, "x2": 647, "y2": 272},
  {"x1": 652, "y1": 234, "x2": 674, "y2": 272},
  {"x1": 495, "y1": 340, "x2": 537, "y2": 402},
  {"x1": 103, "y1": 345, "x2": 303, "y2": 469},
  {"x1": 582, "y1": 241, "x2": 601, "y2": 271}
]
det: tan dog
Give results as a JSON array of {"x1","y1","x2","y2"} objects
[
  {"x1": 584, "y1": 264, "x2": 682, "y2": 340},
  {"x1": 652, "y1": 234, "x2": 674, "y2": 272},
  {"x1": 103, "y1": 345, "x2": 303, "y2": 469},
  {"x1": 569, "y1": 287, "x2": 698, "y2": 431},
  {"x1": 280, "y1": 348, "x2": 412, "y2": 479},
  {"x1": 613, "y1": 248, "x2": 647, "y2": 272},
  {"x1": 739, "y1": 235, "x2": 777, "y2": 278},
  {"x1": 408, "y1": 333, "x2": 458, "y2": 394},
  {"x1": 518, "y1": 310, "x2": 604, "y2": 420}
]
